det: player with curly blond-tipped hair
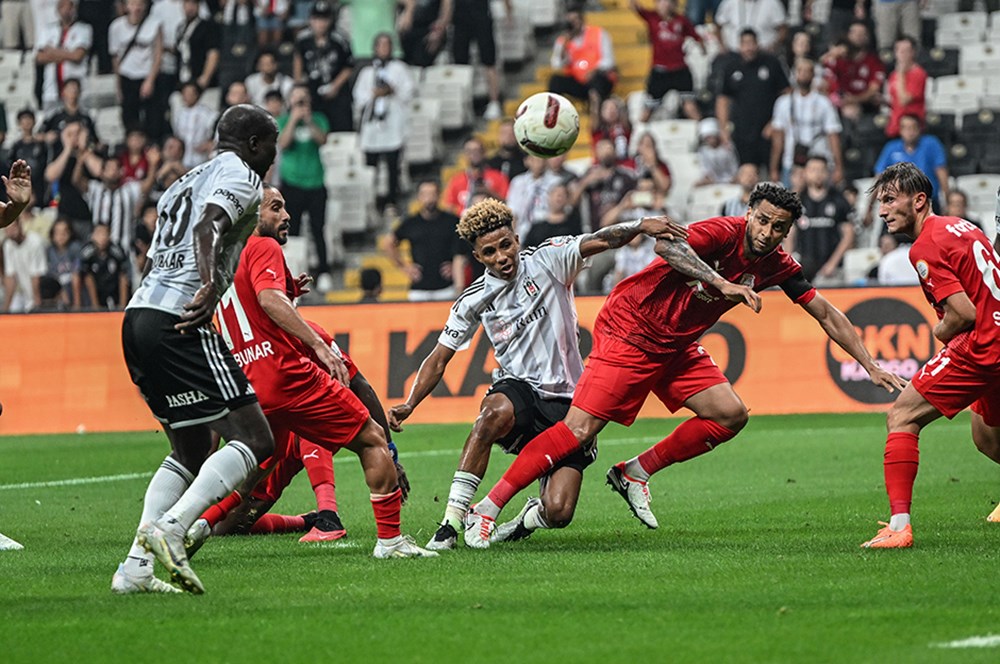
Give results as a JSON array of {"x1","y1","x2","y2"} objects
[{"x1": 389, "y1": 196, "x2": 687, "y2": 550}]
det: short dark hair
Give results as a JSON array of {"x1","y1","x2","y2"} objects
[
  {"x1": 217, "y1": 104, "x2": 277, "y2": 146},
  {"x1": 869, "y1": 162, "x2": 933, "y2": 201},
  {"x1": 740, "y1": 28, "x2": 758, "y2": 42},
  {"x1": 180, "y1": 80, "x2": 203, "y2": 96},
  {"x1": 360, "y1": 268, "x2": 382, "y2": 292},
  {"x1": 62, "y1": 77, "x2": 81, "y2": 89},
  {"x1": 947, "y1": 188, "x2": 968, "y2": 204},
  {"x1": 748, "y1": 182, "x2": 803, "y2": 221},
  {"x1": 898, "y1": 113, "x2": 923, "y2": 130},
  {"x1": 263, "y1": 90, "x2": 284, "y2": 104},
  {"x1": 895, "y1": 35, "x2": 918, "y2": 50},
  {"x1": 17, "y1": 108, "x2": 34, "y2": 122},
  {"x1": 417, "y1": 178, "x2": 440, "y2": 191}
]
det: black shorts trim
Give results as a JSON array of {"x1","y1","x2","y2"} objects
[
  {"x1": 486, "y1": 378, "x2": 597, "y2": 473},
  {"x1": 122, "y1": 308, "x2": 258, "y2": 428}
]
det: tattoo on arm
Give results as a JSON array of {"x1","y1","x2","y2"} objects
[
  {"x1": 590, "y1": 219, "x2": 641, "y2": 249},
  {"x1": 656, "y1": 238, "x2": 725, "y2": 286}
]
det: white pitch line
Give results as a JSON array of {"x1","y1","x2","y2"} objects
[
  {"x1": 931, "y1": 635, "x2": 1000, "y2": 649},
  {"x1": 0, "y1": 425, "x2": 888, "y2": 492},
  {"x1": 0, "y1": 437, "x2": 660, "y2": 492}
]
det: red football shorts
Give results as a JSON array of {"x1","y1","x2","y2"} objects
[
  {"x1": 572, "y1": 333, "x2": 728, "y2": 426},
  {"x1": 264, "y1": 370, "x2": 369, "y2": 453},
  {"x1": 912, "y1": 345, "x2": 1000, "y2": 422}
]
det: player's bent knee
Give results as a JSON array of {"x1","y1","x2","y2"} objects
[
  {"x1": 474, "y1": 402, "x2": 515, "y2": 438},
  {"x1": 541, "y1": 500, "x2": 575, "y2": 528},
  {"x1": 715, "y1": 406, "x2": 748, "y2": 433}
]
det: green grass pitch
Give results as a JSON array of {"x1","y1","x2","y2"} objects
[{"x1": 2, "y1": 412, "x2": 1000, "y2": 662}]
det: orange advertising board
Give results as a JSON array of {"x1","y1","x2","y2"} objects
[{"x1": 0, "y1": 287, "x2": 941, "y2": 435}]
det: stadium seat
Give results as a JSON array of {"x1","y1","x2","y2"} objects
[
  {"x1": 954, "y1": 173, "x2": 1000, "y2": 212},
  {"x1": 687, "y1": 184, "x2": 742, "y2": 220},
  {"x1": 423, "y1": 65, "x2": 474, "y2": 130},
  {"x1": 924, "y1": 112, "x2": 956, "y2": 146},
  {"x1": 325, "y1": 164, "x2": 376, "y2": 234},
  {"x1": 959, "y1": 43, "x2": 1000, "y2": 77},
  {"x1": 934, "y1": 73, "x2": 988, "y2": 97},
  {"x1": 947, "y1": 143, "x2": 978, "y2": 176},
  {"x1": 634, "y1": 119, "x2": 698, "y2": 155},
  {"x1": 842, "y1": 247, "x2": 880, "y2": 284},
  {"x1": 492, "y1": 2, "x2": 534, "y2": 64},
  {"x1": 843, "y1": 147, "x2": 872, "y2": 184},
  {"x1": 922, "y1": 0, "x2": 960, "y2": 16},
  {"x1": 562, "y1": 157, "x2": 592, "y2": 178},
  {"x1": 935, "y1": 12, "x2": 988, "y2": 48},
  {"x1": 82, "y1": 74, "x2": 118, "y2": 109},
  {"x1": 94, "y1": 107, "x2": 125, "y2": 149},
  {"x1": 405, "y1": 97, "x2": 443, "y2": 164},
  {"x1": 958, "y1": 109, "x2": 1000, "y2": 147},
  {"x1": 918, "y1": 47, "x2": 959, "y2": 78},
  {"x1": 663, "y1": 152, "x2": 701, "y2": 218},
  {"x1": 320, "y1": 132, "x2": 363, "y2": 170},
  {"x1": 282, "y1": 236, "x2": 310, "y2": 281},
  {"x1": 511, "y1": 0, "x2": 559, "y2": 29}
]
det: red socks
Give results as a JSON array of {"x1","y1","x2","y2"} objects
[
  {"x1": 249, "y1": 513, "x2": 307, "y2": 534},
  {"x1": 300, "y1": 440, "x2": 338, "y2": 512},
  {"x1": 199, "y1": 490, "x2": 243, "y2": 527},
  {"x1": 637, "y1": 418, "x2": 737, "y2": 476},
  {"x1": 486, "y1": 421, "x2": 580, "y2": 510},
  {"x1": 371, "y1": 488, "x2": 402, "y2": 539},
  {"x1": 884, "y1": 431, "x2": 920, "y2": 514}
]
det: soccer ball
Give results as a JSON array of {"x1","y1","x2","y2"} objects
[{"x1": 513, "y1": 93, "x2": 580, "y2": 159}]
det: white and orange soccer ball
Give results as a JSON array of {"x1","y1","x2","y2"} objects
[{"x1": 513, "y1": 92, "x2": 580, "y2": 159}]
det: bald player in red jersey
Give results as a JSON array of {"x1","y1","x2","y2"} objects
[
  {"x1": 214, "y1": 185, "x2": 435, "y2": 558},
  {"x1": 463, "y1": 182, "x2": 907, "y2": 547},
  {"x1": 860, "y1": 163, "x2": 1000, "y2": 548}
]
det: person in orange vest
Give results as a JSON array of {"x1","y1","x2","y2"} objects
[{"x1": 548, "y1": 3, "x2": 617, "y2": 114}]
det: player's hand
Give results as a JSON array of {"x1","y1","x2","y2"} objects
[
  {"x1": 388, "y1": 403, "x2": 413, "y2": 432},
  {"x1": 2, "y1": 160, "x2": 32, "y2": 205},
  {"x1": 868, "y1": 363, "x2": 908, "y2": 394},
  {"x1": 294, "y1": 272, "x2": 313, "y2": 295},
  {"x1": 718, "y1": 282, "x2": 762, "y2": 312},
  {"x1": 403, "y1": 263, "x2": 422, "y2": 284},
  {"x1": 313, "y1": 342, "x2": 350, "y2": 386},
  {"x1": 640, "y1": 215, "x2": 688, "y2": 242},
  {"x1": 176, "y1": 282, "x2": 219, "y2": 332}
]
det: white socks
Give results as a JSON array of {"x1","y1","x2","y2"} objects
[
  {"x1": 623, "y1": 457, "x2": 651, "y2": 483},
  {"x1": 444, "y1": 471, "x2": 481, "y2": 529},
  {"x1": 523, "y1": 503, "x2": 550, "y2": 531},
  {"x1": 889, "y1": 513, "x2": 911, "y2": 531},
  {"x1": 161, "y1": 441, "x2": 257, "y2": 531},
  {"x1": 124, "y1": 456, "x2": 193, "y2": 576}
]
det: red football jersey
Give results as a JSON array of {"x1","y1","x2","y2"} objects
[
  {"x1": 217, "y1": 234, "x2": 325, "y2": 411},
  {"x1": 597, "y1": 216, "x2": 808, "y2": 353},
  {"x1": 637, "y1": 9, "x2": 700, "y2": 72},
  {"x1": 909, "y1": 215, "x2": 1000, "y2": 364},
  {"x1": 304, "y1": 319, "x2": 359, "y2": 380}
]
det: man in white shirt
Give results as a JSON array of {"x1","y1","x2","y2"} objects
[
  {"x1": 35, "y1": 0, "x2": 92, "y2": 111},
  {"x1": 173, "y1": 81, "x2": 218, "y2": 169},
  {"x1": 388, "y1": 197, "x2": 682, "y2": 550},
  {"x1": 3, "y1": 217, "x2": 46, "y2": 313},
  {"x1": 506, "y1": 154, "x2": 561, "y2": 238},
  {"x1": 769, "y1": 58, "x2": 844, "y2": 185},
  {"x1": 245, "y1": 49, "x2": 294, "y2": 108},
  {"x1": 715, "y1": 0, "x2": 787, "y2": 53},
  {"x1": 109, "y1": 0, "x2": 166, "y2": 139}
]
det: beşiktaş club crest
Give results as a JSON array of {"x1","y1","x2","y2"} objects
[{"x1": 523, "y1": 276, "x2": 540, "y2": 297}]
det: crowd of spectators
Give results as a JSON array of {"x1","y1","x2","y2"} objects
[{"x1": 0, "y1": 0, "x2": 995, "y2": 310}]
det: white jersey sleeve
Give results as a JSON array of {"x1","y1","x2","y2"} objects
[
  {"x1": 438, "y1": 277, "x2": 487, "y2": 351},
  {"x1": 523, "y1": 235, "x2": 588, "y2": 286}
]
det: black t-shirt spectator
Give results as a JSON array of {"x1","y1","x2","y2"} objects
[
  {"x1": 176, "y1": 15, "x2": 220, "y2": 86},
  {"x1": 9, "y1": 139, "x2": 49, "y2": 204},
  {"x1": 295, "y1": 29, "x2": 353, "y2": 98},
  {"x1": 393, "y1": 210, "x2": 462, "y2": 291},
  {"x1": 721, "y1": 53, "x2": 789, "y2": 136},
  {"x1": 55, "y1": 156, "x2": 92, "y2": 224},
  {"x1": 80, "y1": 240, "x2": 129, "y2": 308},
  {"x1": 487, "y1": 151, "x2": 528, "y2": 182},
  {"x1": 523, "y1": 212, "x2": 583, "y2": 248},
  {"x1": 796, "y1": 188, "x2": 853, "y2": 280}
]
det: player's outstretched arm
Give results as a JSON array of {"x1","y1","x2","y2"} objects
[
  {"x1": 257, "y1": 288, "x2": 350, "y2": 385},
  {"x1": 802, "y1": 292, "x2": 908, "y2": 393},
  {"x1": 176, "y1": 203, "x2": 234, "y2": 331},
  {"x1": 654, "y1": 236, "x2": 763, "y2": 312},
  {"x1": 933, "y1": 291, "x2": 976, "y2": 343},
  {"x1": 0, "y1": 160, "x2": 32, "y2": 229},
  {"x1": 578, "y1": 215, "x2": 689, "y2": 258},
  {"x1": 388, "y1": 343, "x2": 457, "y2": 432}
]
